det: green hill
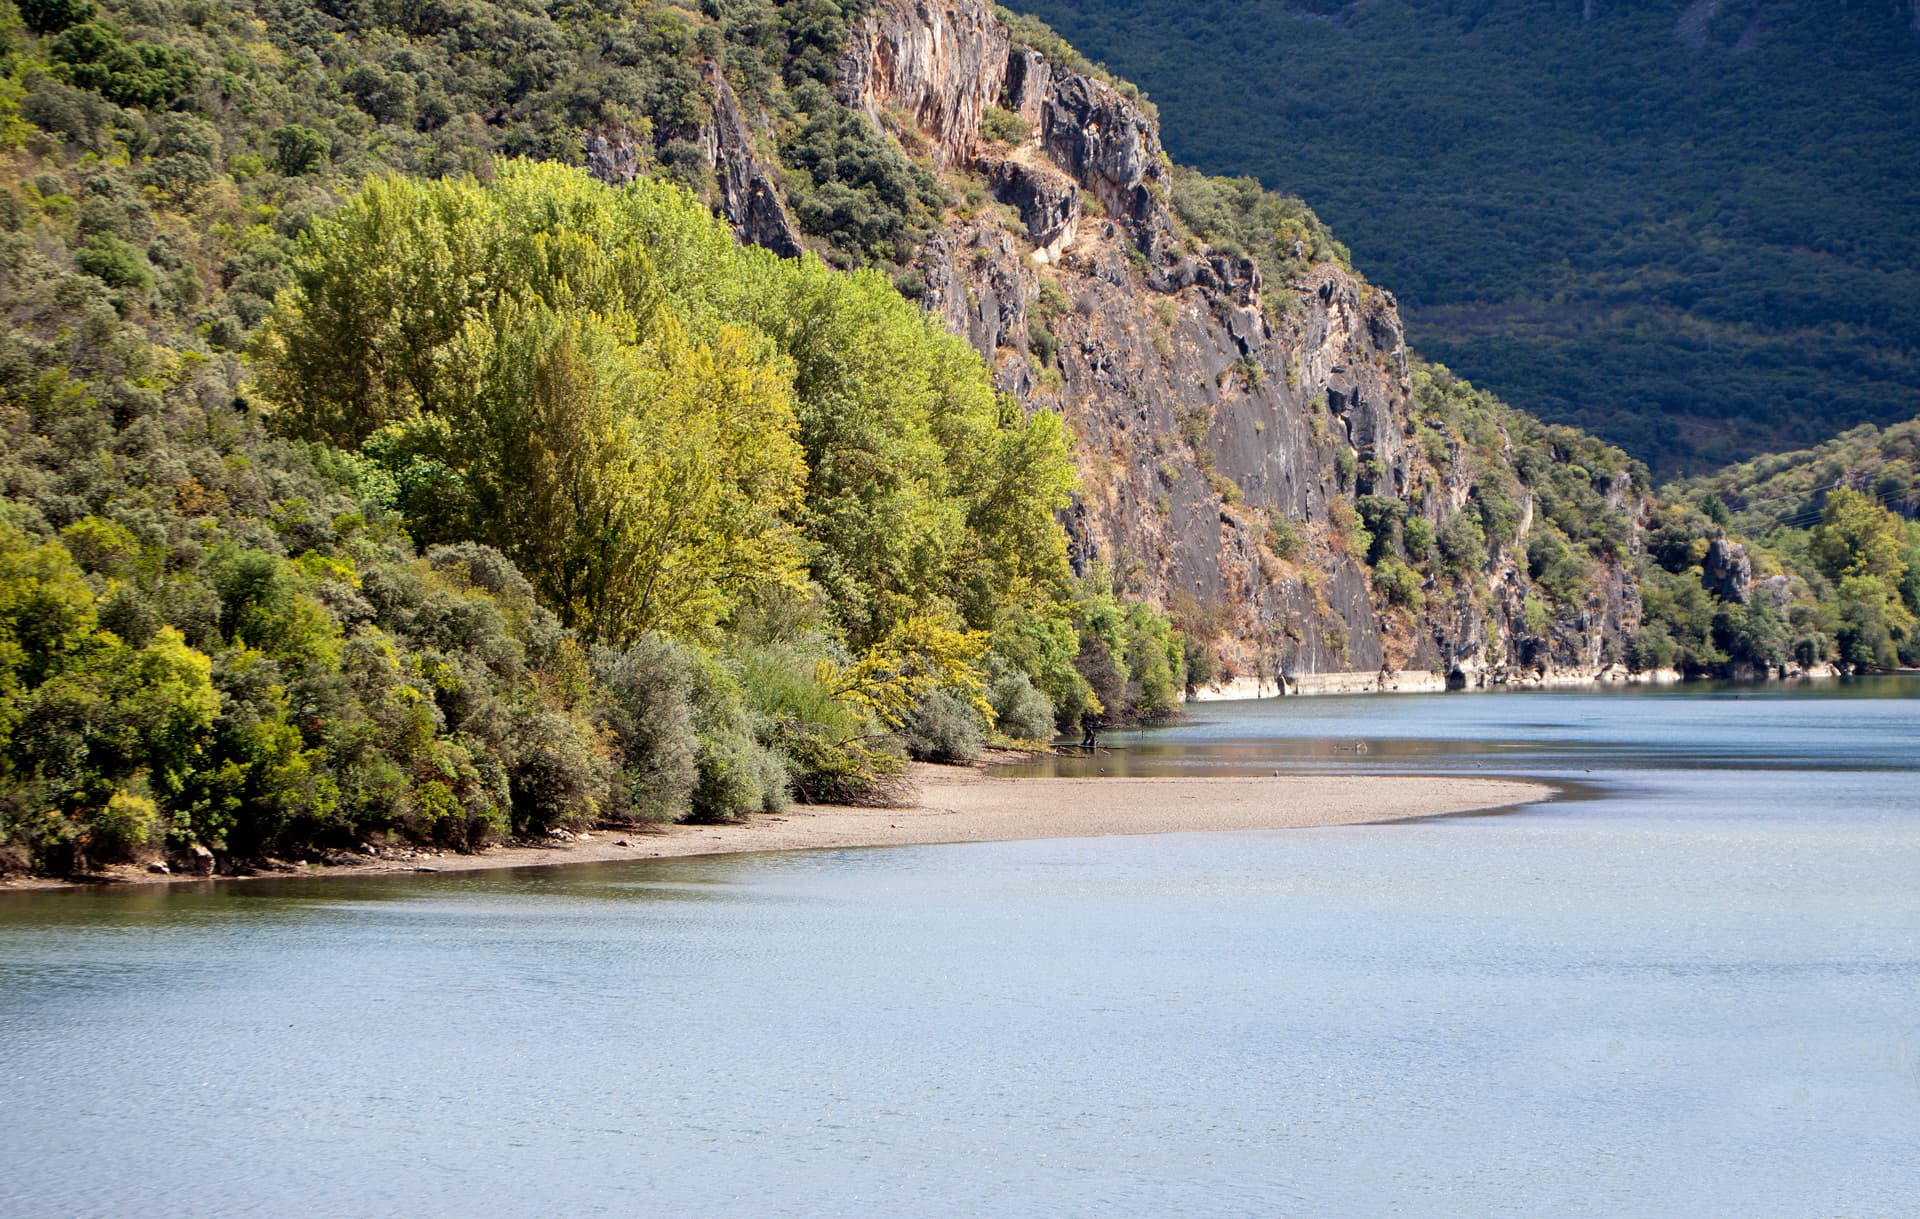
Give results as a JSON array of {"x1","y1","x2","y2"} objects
[
  {"x1": 0, "y1": 0, "x2": 1185, "y2": 875},
  {"x1": 1676, "y1": 417, "x2": 1920, "y2": 537},
  {"x1": 1012, "y1": 0, "x2": 1920, "y2": 476}
]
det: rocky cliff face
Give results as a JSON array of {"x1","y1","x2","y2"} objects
[
  {"x1": 700, "y1": 67, "x2": 805, "y2": 259},
  {"x1": 837, "y1": 0, "x2": 1010, "y2": 166},
  {"x1": 700, "y1": 0, "x2": 1651, "y2": 687}
]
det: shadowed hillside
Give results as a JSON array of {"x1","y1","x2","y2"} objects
[{"x1": 1015, "y1": 0, "x2": 1920, "y2": 476}]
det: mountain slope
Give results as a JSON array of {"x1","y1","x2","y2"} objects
[
  {"x1": 4, "y1": 0, "x2": 1913, "y2": 878},
  {"x1": 1677, "y1": 417, "x2": 1920, "y2": 539},
  {"x1": 823, "y1": 0, "x2": 1648, "y2": 687},
  {"x1": 1013, "y1": 0, "x2": 1920, "y2": 476}
]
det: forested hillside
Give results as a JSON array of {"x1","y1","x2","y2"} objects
[
  {"x1": 1678, "y1": 418, "x2": 1920, "y2": 539},
  {"x1": 0, "y1": 0, "x2": 1191, "y2": 876},
  {"x1": 2, "y1": 0, "x2": 1915, "y2": 880},
  {"x1": 1636, "y1": 418, "x2": 1920, "y2": 675},
  {"x1": 1015, "y1": 0, "x2": 1920, "y2": 475}
]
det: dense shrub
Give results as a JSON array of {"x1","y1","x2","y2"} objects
[
  {"x1": 20, "y1": 0, "x2": 98, "y2": 35},
  {"x1": 687, "y1": 651, "x2": 789, "y2": 823},
  {"x1": 902, "y1": 689, "x2": 985, "y2": 764},
  {"x1": 19, "y1": 80, "x2": 116, "y2": 147},
  {"x1": 1402, "y1": 515, "x2": 1435, "y2": 561},
  {"x1": 1625, "y1": 628, "x2": 1677, "y2": 675},
  {"x1": 502, "y1": 707, "x2": 607, "y2": 836},
  {"x1": 784, "y1": 84, "x2": 948, "y2": 266},
  {"x1": 269, "y1": 125, "x2": 330, "y2": 177},
  {"x1": 73, "y1": 232, "x2": 150, "y2": 290},
  {"x1": 981, "y1": 105, "x2": 1029, "y2": 144},
  {"x1": 1437, "y1": 511, "x2": 1486, "y2": 576},
  {"x1": 988, "y1": 671, "x2": 1056, "y2": 740},
  {"x1": 1266, "y1": 518, "x2": 1303, "y2": 562},
  {"x1": 595, "y1": 637, "x2": 699, "y2": 824},
  {"x1": 1371, "y1": 559, "x2": 1422, "y2": 610},
  {"x1": 51, "y1": 21, "x2": 200, "y2": 110}
]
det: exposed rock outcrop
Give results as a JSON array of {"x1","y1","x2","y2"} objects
[
  {"x1": 984, "y1": 156, "x2": 1081, "y2": 260},
  {"x1": 836, "y1": 0, "x2": 1008, "y2": 165},
  {"x1": 706, "y1": 0, "x2": 1652, "y2": 686},
  {"x1": 582, "y1": 129, "x2": 640, "y2": 186},
  {"x1": 1702, "y1": 536, "x2": 1753, "y2": 603},
  {"x1": 1003, "y1": 47, "x2": 1053, "y2": 126},
  {"x1": 701, "y1": 68, "x2": 804, "y2": 259},
  {"x1": 918, "y1": 221, "x2": 1031, "y2": 360},
  {"x1": 1038, "y1": 72, "x2": 1169, "y2": 243}
]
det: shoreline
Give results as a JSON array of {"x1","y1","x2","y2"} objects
[
  {"x1": 0, "y1": 764, "x2": 1554, "y2": 892},
  {"x1": 1188, "y1": 662, "x2": 1873, "y2": 701}
]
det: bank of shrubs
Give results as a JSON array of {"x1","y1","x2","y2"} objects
[
  {"x1": 0, "y1": 156, "x2": 1189, "y2": 876},
  {"x1": 1, "y1": 502, "x2": 1184, "y2": 875},
  {"x1": 1630, "y1": 487, "x2": 1920, "y2": 676},
  {"x1": 0, "y1": 0, "x2": 1190, "y2": 875}
]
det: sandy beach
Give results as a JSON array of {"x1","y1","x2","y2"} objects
[{"x1": 1, "y1": 763, "x2": 1553, "y2": 890}]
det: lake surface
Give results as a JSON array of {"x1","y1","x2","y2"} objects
[{"x1": 3, "y1": 679, "x2": 1917, "y2": 1216}]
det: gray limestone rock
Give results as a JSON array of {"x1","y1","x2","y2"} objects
[{"x1": 1702, "y1": 536, "x2": 1754, "y2": 604}]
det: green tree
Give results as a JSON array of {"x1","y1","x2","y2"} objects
[
  {"x1": 422, "y1": 303, "x2": 806, "y2": 643},
  {"x1": 0, "y1": 526, "x2": 98, "y2": 698},
  {"x1": 19, "y1": 0, "x2": 97, "y2": 35},
  {"x1": 1811, "y1": 490, "x2": 1913, "y2": 668},
  {"x1": 260, "y1": 161, "x2": 1075, "y2": 655},
  {"x1": 50, "y1": 21, "x2": 200, "y2": 110},
  {"x1": 1811, "y1": 490, "x2": 1910, "y2": 587},
  {"x1": 269, "y1": 124, "x2": 330, "y2": 177},
  {"x1": 254, "y1": 172, "x2": 494, "y2": 444}
]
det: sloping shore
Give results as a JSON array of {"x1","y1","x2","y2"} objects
[{"x1": 0, "y1": 765, "x2": 1552, "y2": 890}]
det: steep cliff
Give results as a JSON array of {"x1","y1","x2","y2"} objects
[{"x1": 689, "y1": 0, "x2": 1654, "y2": 689}]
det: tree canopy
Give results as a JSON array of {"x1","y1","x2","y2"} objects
[{"x1": 257, "y1": 161, "x2": 1078, "y2": 652}]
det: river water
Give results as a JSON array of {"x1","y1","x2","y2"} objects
[{"x1": 2, "y1": 680, "x2": 1916, "y2": 1216}]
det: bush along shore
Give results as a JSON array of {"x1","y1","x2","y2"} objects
[{"x1": 0, "y1": 157, "x2": 1192, "y2": 880}]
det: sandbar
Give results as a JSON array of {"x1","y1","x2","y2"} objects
[{"x1": 1, "y1": 763, "x2": 1553, "y2": 890}]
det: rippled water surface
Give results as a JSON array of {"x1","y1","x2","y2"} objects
[{"x1": 3, "y1": 679, "x2": 1918, "y2": 1216}]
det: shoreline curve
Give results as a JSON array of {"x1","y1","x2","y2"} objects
[{"x1": 1, "y1": 764, "x2": 1556, "y2": 892}]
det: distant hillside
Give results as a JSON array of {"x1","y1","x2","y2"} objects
[
  {"x1": 1677, "y1": 417, "x2": 1920, "y2": 539},
  {"x1": 1014, "y1": 0, "x2": 1920, "y2": 477},
  {"x1": 1642, "y1": 414, "x2": 1920, "y2": 677}
]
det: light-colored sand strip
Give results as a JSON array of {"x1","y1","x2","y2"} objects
[
  {"x1": 2, "y1": 766, "x2": 1552, "y2": 889},
  {"x1": 719, "y1": 768, "x2": 1553, "y2": 852}
]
